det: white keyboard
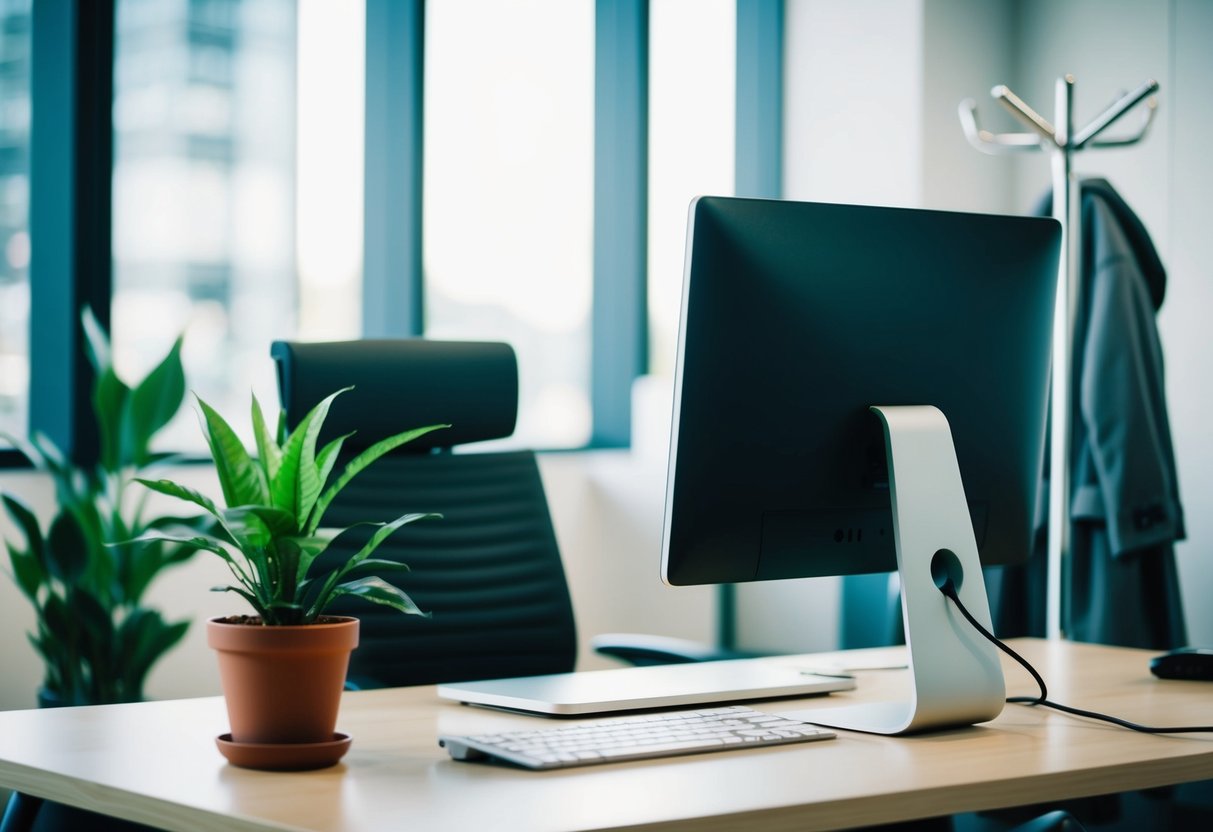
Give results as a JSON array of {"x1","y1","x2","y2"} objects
[{"x1": 438, "y1": 705, "x2": 835, "y2": 769}]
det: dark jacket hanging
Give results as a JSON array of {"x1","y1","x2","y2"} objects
[{"x1": 987, "y1": 178, "x2": 1187, "y2": 650}]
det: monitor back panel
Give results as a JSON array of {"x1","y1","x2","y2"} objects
[{"x1": 663, "y1": 197, "x2": 1060, "y2": 586}]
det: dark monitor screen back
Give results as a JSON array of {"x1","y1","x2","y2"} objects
[{"x1": 662, "y1": 197, "x2": 1060, "y2": 586}]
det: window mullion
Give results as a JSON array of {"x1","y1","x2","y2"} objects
[
  {"x1": 28, "y1": 0, "x2": 114, "y2": 466},
  {"x1": 363, "y1": 0, "x2": 425, "y2": 337},
  {"x1": 592, "y1": 0, "x2": 649, "y2": 449},
  {"x1": 736, "y1": 0, "x2": 783, "y2": 199}
]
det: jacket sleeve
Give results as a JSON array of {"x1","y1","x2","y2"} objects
[{"x1": 1079, "y1": 197, "x2": 1184, "y2": 557}]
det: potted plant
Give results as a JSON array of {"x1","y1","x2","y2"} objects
[
  {"x1": 2, "y1": 309, "x2": 196, "y2": 707},
  {"x1": 135, "y1": 387, "x2": 445, "y2": 769}
]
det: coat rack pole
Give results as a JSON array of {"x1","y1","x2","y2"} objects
[{"x1": 1047, "y1": 76, "x2": 1079, "y2": 641}]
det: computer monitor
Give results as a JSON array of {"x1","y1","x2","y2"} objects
[{"x1": 662, "y1": 196, "x2": 1060, "y2": 734}]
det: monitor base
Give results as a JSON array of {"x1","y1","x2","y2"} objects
[{"x1": 781, "y1": 405, "x2": 1006, "y2": 735}]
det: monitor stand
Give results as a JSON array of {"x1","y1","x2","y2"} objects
[{"x1": 779, "y1": 405, "x2": 1006, "y2": 735}]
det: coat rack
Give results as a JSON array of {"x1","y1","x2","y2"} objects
[{"x1": 959, "y1": 76, "x2": 1159, "y2": 640}]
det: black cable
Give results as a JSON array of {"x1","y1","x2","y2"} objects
[{"x1": 938, "y1": 581, "x2": 1213, "y2": 735}]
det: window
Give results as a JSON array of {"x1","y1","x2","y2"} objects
[
  {"x1": 13, "y1": 0, "x2": 781, "y2": 461},
  {"x1": 0, "y1": 0, "x2": 31, "y2": 447},
  {"x1": 647, "y1": 0, "x2": 735, "y2": 377},
  {"x1": 423, "y1": 0, "x2": 595, "y2": 449},
  {"x1": 111, "y1": 0, "x2": 364, "y2": 449}
]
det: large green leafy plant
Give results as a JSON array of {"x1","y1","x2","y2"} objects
[
  {"x1": 137, "y1": 389, "x2": 446, "y2": 626},
  {"x1": 2, "y1": 310, "x2": 196, "y2": 705}
]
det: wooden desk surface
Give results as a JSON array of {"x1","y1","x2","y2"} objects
[{"x1": 0, "y1": 640, "x2": 1211, "y2": 832}]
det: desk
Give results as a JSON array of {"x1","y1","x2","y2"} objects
[{"x1": 0, "y1": 639, "x2": 1210, "y2": 832}]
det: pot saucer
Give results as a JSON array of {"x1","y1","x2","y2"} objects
[{"x1": 215, "y1": 732, "x2": 351, "y2": 771}]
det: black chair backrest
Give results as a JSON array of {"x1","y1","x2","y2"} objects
[{"x1": 271, "y1": 339, "x2": 577, "y2": 688}]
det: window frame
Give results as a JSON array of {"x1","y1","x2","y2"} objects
[{"x1": 15, "y1": 0, "x2": 116, "y2": 469}]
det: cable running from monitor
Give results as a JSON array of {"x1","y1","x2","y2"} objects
[{"x1": 938, "y1": 581, "x2": 1213, "y2": 735}]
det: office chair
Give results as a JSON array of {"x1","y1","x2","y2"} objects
[
  {"x1": 0, "y1": 793, "x2": 161, "y2": 832},
  {"x1": 271, "y1": 338, "x2": 715, "y2": 689}
]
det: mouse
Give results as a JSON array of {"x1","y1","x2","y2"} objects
[{"x1": 1149, "y1": 647, "x2": 1213, "y2": 681}]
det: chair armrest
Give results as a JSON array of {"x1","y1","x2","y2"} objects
[
  {"x1": 0, "y1": 793, "x2": 43, "y2": 832},
  {"x1": 345, "y1": 675, "x2": 384, "y2": 691},
  {"x1": 590, "y1": 632, "x2": 759, "y2": 666}
]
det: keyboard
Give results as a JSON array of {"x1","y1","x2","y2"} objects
[{"x1": 438, "y1": 705, "x2": 835, "y2": 769}]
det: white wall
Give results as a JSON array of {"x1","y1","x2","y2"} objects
[
  {"x1": 783, "y1": 0, "x2": 925, "y2": 209},
  {"x1": 920, "y1": 0, "x2": 1019, "y2": 214},
  {"x1": 1166, "y1": 0, "x2": 1213, "y2": 650}
]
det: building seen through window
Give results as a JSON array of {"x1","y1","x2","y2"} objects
[
  {"x1": 0, "y1": 0, "x2": 31, "y2": 447},
  {"x1": 112, "y1": 0, "x2": 362, "y2": 450}
]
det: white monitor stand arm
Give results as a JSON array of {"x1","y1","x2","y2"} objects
[{"x1": 780, "y1": 405, "x2": 1006, "y2": 735}]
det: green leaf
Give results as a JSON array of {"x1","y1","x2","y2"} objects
[
  {"x1": 342, "y1": 558, "x2": 412, "y2": 577},
  {"x1": 136, "y1": 478, "x2": 221, "y2": 518},
  {"x1": 92, "y1": 366, "x2": 132, "y2": 471},
  {"x1": 211, "y1": 585, "x2": 270, "y2": 618},
  {"x1": 196, "y1": 396, "x2": 267, "y2": 509},
  {"x1": 40, "y1": 594, "x2": 79, "y2": 646},
  {"x1": 301, "y1": 568, "x2": 344, "y2": 621},
  {"x1": 291, "y1": 532, "x2": 338, "y2": 585},
  {"x1": 145, "y1": 512, "x2": 213, "y2": 533},
  {"x1": 265, "y1": 599, "x2": 306, "y2": 619},
  {"x1": 27, "y1": 630, "x2": 54, "y2": 675},
  {"x1": 124, "y1": 499, "x2": 252, "y2": 589},
  {"x1": 339, "y1": 512, "x2": 438, "y2": 576},
  {"x1": 7, "y1": 544, "x2": 45, "y2": 599},
  {"x1": 221, "y1": 506, "x2": 273, "y2": 549},
  {"x1": 308, "y1": 424, "x2": 448, "y2": 535},
  {"x1": 314, "y1": 432, "x2": 353, "y2": 493},
  {"x1": 30, "y1": 431, "x2": 69, "y2": 479},
  {"x1": 332, "y1": 576, "x2": 429, "y2": 617},
  {"x1": 147, "y1": 518, "x2": 209, "y2": 568},
  {"x1": 80, "y1": 306, "x2": 111, "y2": 372},
  {"x1": 270, "y1": 537, "x2": 304, "y2": 607},
  {"x1": 251, "y1": 394, "x2": 283, "y2": 485},
  {"x1": 303, "y1": 513, "x2": 435, "y2": 619},
  {"x1": 46, "y1": 511, "x2": 89, "y2": 582},
  {"x1": 128, "y1": 336, "x2": 186, "y2": 466},
  {"x1": 70, "y1": 587, "x2": 115, "y2": 643},
  {"x1": 123, "y1": 530, "x2": 232, "y2": 559},
  {"x1": 273, "y1": 388, "x2": 348, "y2": 529},
  {"x1": 118, "y1": 538, "x2": 167, "y2": 605},
  {"x1": 119, "y1": 612, "x2": 189, "y2": 697},
  {"x1": 2, "y1": 493, "x2": 45, "y2": 565},
  {"x1": 228, "y1": 505, "x2": 296, "y2": 538}
]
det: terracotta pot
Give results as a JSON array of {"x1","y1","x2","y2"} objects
[{"x1": 206, "y1": 616, "x2": 359, "y2": 745}]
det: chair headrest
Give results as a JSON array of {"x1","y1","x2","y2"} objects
[{"x1": 271, "y1": 339, "x2": 518, "y2": 452}]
